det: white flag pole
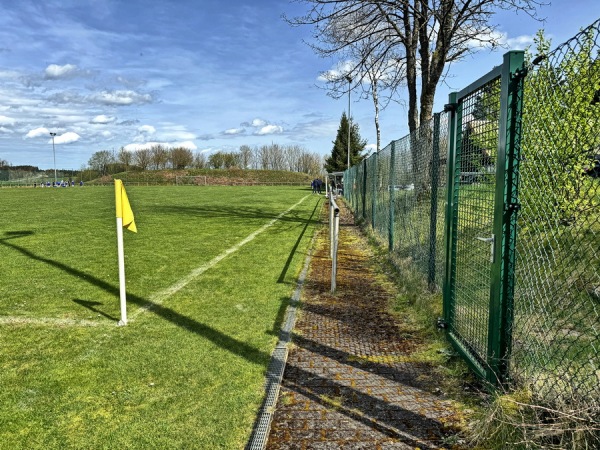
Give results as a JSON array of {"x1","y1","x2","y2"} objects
[{"x1": 116, "y1": 216, "x2": 128, "y2": 326}]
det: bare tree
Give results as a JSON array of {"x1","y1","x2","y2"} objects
[
  {"x1": 171, "y1": 147, "x2": 194, "y2": 169},
  {"x1": 250, "y1": 146, "x2": 261, "y2": 169},
  {"x1": 298, "y1": 151, "x2": 324, "y2": 176},
  {"x1": 133, "y1": 148, "x2": 152, "y2": 170},
  {"x1": 150, "y1": 145, "x2": 170, "y2": 170},
  {"x1": 208, "y1": 151, "x2": 240, "y2": 169},
  {"x1": 193, "y1": 152, "x2": 207, "y2": 169},
  {"x1": 239, "y1": 145, "x2": 254, "y2": 169},
  {"x1": 88, "y1": 150, "x2": 114, "y2": 175},
  {"x1": 284, "y1": 145, "x2": 303, "y2": 171},
  {"x1": 208, "y1": 152, "x2": 225, "y2": 169},
  {"x1": 117, "y1": 147, "x2": 132, "y2": 170},
  {"x1": 267, "y1": 143, "x2": 286, "y2": 170},
  {"x1": 288, "y1": 0, "x2": 542, "y2": 133},
  {"x1": 317, "y1": 9, "x2": 405, "y2": 153}
]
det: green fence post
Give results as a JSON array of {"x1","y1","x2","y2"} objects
[
  {"x1": 487, "y1": 50, "x2": 525, "y2": 386},
  {"x1": 361, "y1": 158, "x2": 367, "y2": 220},
  {"x1": 428, "y1": 114, "x2": 441, "y2": 288},
  {"x1": 389, "y1": 141, "x2": 396, "y2": 251},
  {"x1": 443, "y1": 93, "x2": 459, "y2": 328},
  {"x1": 371, "y1": 152, "x2": 377, "y2": 229}
]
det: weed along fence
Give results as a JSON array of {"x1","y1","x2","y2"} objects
[{"x1": 344, "y1": 20, "x2": 600, "y2": 410}]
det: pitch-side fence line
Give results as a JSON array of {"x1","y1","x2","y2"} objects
[{"x1": 343, "y1": 20, "x2": 600, "y2": 408}]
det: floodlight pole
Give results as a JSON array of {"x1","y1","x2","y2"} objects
[
  {"x1": 49, "y1": 132, "x2": 57, "y2": 184},
  {"x1": 346, "y1": 75, "x2": 352, "y2": 171}
]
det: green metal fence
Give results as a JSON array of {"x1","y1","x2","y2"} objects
[
  {"x1": 345, "y1": 112, "x2": 449, "y2": 290},
  {"x1": 511, "y1": 22, "x2": 600, "y2": 406},
  {"x1": 343, "y1": 19, "x2": 599, "y2": 408}
]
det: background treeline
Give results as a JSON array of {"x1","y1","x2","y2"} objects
[{"x1": 87, "y1": 143, "x2": 324, "y2": 177}]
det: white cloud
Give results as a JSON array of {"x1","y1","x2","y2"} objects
[
  {"x1": 505, "y1": 35, "x2": 535, "y2": 50},
  {"x1": 251, "y1": 118, "x2": 266, "y2": 127},
  {"x1": 25, "y1": 127, "x2": 50, "y2": 139},
  {"x1": 365, "y1": 143, "x2": 377, "y2": 154},
  {"x1": 93, "y1": 90, "x2": 152, "y2": 106},
  {"x1": 318, "y1": 60, "x2": 354, "y2": 82},
  {"x1": 45, "y1": 64, "x2": 78, "y2": 79},
  {"x1": 52, "y1": 132, "x2": 81, "y2": 144},
  {"x1": 0, "y1": 115, "x2": 15, "y2": 125},
  {"x1": 123, "y1": 142, "x2": 151, "y2": 152},
  {"x1": 156, "y1": 124, "x2": 196, "y2": 140},
  {"x1": 161, "y1": 130, "x2": 196, "y2": 140},
  {"x1": 0, "y1": 70, "x2": 20, "y2": 80},
  {"x1": 223, "y1": 128, "x2": 245, "y2": 135},
  {"x1": 255, "y1": 124, "x2": 283, "y2": 135},
  {"x1": 123, "y1": 140, "x2": 197, "y2": 152},
  {"x1": 175, "y1": 140, "x2": 197, "y2": 150},
  {"x1": 138, "y1": 124, "x2": 156, "y2": 134},
  {"x1": 91, "y1": 114, "x2": 115, "y2": 124},
  {"x1": 466, "y1": 30, "x2": 535, "y2": 51}
]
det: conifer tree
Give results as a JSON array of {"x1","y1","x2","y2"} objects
[{"x1": 324, "y1": 112, "x2": 367, "y2": 172}]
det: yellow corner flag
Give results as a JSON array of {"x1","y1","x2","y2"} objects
[{"x1": 115, "y1": 179, "x2": 137, "y2": 233}]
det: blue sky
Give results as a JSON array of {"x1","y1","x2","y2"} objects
[{"x1": 0, "y1": 0, "x2": 598, "y2": 170}]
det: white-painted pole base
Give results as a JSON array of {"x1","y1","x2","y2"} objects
[{"x1": 116, "y1": 217, "x2": 128, "y2": 325}]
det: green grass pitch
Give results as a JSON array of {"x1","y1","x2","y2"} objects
[{"x1": 0, "y1": 185, "x2": 321, "y2": 449}]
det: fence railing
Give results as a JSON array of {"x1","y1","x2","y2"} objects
[
  {"x1": 343, "y1": 19, "x2": 600, "y2": 409},
  {"x1": 329, "y1": 192, "x2": 340, "y2": 293}
]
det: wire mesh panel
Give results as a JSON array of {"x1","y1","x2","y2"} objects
[
  {"x1": 375, "y1": 146, "x2": 391, "y2": 238},
  {"x1": 512, "y1": 21, "x2": 600, "y2": 406},
  {"x1": 433, "y1": 113, "x2": 450, "y2": 288},
  {"x1": 448, "y1": 75, "x2": 502, "y2": 371},
  {"x1": 390, "y1": 121, "x2": 436, "y2": 275},
  {"x1": 345, "y1": 164, "x2": 359, "y2": 213},
  {"x1": 339, "y1": 25, "x2": 598, "y2": 442},
  {"x1": 363, "y1": 154, "x2": 376, "y2": 226}
]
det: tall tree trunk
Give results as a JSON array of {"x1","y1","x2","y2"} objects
[
  {"x1": 403, "y1": 2, "x2": 419, "y2": 133},
  {"x1": 371, "y1": 75, "x2": 381, "y2": 153}
]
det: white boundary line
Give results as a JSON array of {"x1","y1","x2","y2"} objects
[
  {"x1": 0, "y1": 316, "x2": 103, "y2": 327},
  {"x1": 131, "y1": 194, "x2": 310, "y2": 320},
  {"x1": 1, "y1": 194, "x2": 310, "y2": 328}
]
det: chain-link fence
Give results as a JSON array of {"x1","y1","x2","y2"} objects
[
  {"x1": 511, "y1": 21, "x2": 600, "y2": 408},
  {"x1": 343, "y1": 19, "x2": 599, "y2": 423},
  {"x1": 345, "y1": 113, "x2": 448, "y2": 290}
]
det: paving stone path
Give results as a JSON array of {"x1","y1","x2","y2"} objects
[{"x1": 265, "y1": 201, "x2": 464, "y2": 450}]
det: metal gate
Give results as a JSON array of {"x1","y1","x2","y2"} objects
[{"x1": 443, "y1": 52, "x2": 525, "y2": 386}]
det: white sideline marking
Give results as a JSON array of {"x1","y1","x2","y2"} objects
[
  {"x1": 0, "y1": 316, "x2": 102, "y2": 327},
  {"x1": 131, "y1": 194, "x2": 310, "y2": 320}
]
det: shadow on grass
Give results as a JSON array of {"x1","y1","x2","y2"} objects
[
  {"x1": 73, "y1": 299, "x2": 119, "y2": 321},
  {"x1": 277, "y1": 198, "x2": 322, "y2": 284},
  {"x1": 0, "y1": 231, "x2": 268, "y2": 366},
  {"x1": 2, "y1": 232, "x2": 456, "y2": 449},
  {"x1": 152, "y1": 203, "x2": 316, "y2": 224}
]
